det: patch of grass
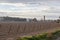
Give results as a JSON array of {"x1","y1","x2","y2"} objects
[{"x1": 17, "y1": 30, "x2": 60, "y2": 40}]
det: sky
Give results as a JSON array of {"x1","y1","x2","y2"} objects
[{"x1": 0, "y1": 0, "x2": 60, "y2": 20}]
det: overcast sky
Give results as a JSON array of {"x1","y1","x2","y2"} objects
[{"x1": 0, "y1": 0, "x2": 60, "y2": 20}]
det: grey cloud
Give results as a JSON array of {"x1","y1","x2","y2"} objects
[
  {"x1": 0, "y1": 0, "x2": 60, "y2": 3},
  {"x1": 0, "y1": 0, "x2": 41, "y2": 3},
  {"x1": 44, "y1": 10, "x2": 60, "y2": 13},
  {"x1": 42, "y1": 7, "x2": 60, "y2": 13}
]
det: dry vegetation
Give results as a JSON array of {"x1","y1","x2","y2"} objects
[{"x1": 0, "y1": 21, "x2": 60, "y2": 40}]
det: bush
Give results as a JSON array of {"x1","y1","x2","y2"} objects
[{"x1": 17, "y1": 30, "x2": 60, "y2": 40}]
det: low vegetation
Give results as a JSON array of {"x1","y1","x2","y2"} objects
[{"x1": 16, "y1": 30, "x2": 60, "y2": 40}]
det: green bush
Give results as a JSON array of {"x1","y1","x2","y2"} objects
[{"x1": 17, "y1": 30, "x2": 60, "y2": 40}]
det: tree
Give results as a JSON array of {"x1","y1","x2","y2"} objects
[{"x1": 33, "y1": 18, "x2": 37, "y2": 22}]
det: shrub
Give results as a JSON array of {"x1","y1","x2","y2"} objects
[{"x1": 17, "y1": 30, "x2": 60, "y2": 40}]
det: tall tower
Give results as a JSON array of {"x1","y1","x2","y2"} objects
[{"x1": 44, "y1": 15, "x2": 45, "y2": 21}]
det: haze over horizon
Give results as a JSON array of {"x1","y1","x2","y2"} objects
[{"x1": 0, "y1": 0, "x2": 60, "y2": 20}]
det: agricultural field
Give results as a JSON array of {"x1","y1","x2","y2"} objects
[{"x1": 0, "y1": 21, "x2": 60, "y2": 40}]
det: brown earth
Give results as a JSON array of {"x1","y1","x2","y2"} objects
[{"x1": 0, "y1": 21, "x2": 60, "y2": 40}]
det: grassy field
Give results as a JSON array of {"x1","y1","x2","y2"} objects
[{"x1": 16, "y1": 30, "x2": 60, "y2": 40}]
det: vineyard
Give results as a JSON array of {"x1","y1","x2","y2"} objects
[{"x1": 0, "y1": 21, "x2": 60, "y2": 40}]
